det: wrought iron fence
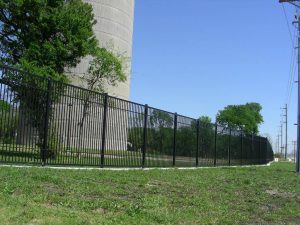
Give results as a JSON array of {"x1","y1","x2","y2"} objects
[{"x1": 0, "y1": 65, "x2": 274, "y2": 167}]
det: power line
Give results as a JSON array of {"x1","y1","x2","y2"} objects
[
  {"x1": 282, "y1": 5, "x2": 297, "y2": 107},
  {"x1": 278, "y1": 0, "x2": 300, "y2": 173},
  {"x1": 287, "y1": 53, "x2": 297, "y2": 106},
  {"x1": 282, "y1": 4, "x2": 296, "y2": 48},
  {"x1": 286, "y1": 47, "x2": 296, "y2": 106}
]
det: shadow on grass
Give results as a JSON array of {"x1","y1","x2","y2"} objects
[{"x1": 0, "y1": 150, "x2": 39, "y2": 159}]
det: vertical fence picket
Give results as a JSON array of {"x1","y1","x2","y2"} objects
[
  {"x1": 214, "y1": 123, "x2": 217, "y2": 167},
  {"x1": 240, "y1": 132, "x2": 243, "y2": 165},
  {"x1": 251, "y1": 133, "x2": 254, "y2": 165},
  {"x1": 100, "y1": 93, "x2": 108, "y2": 167},
  {"x1": 196, "y1": 119, "x2": 200, "y2": 167},
  {"x1": 173, "y1": 113, "x2": 177, "y2": 167},
  {"x1": 142, "y1": 104, "x2": 148, "y2": 168},
  {"x1": 259, "y1": 136, "x2": 262, "y2": 164},
  {"x1": 42, "y1": 78, "x2": 52, "y2": 166},
  {"x1": 228, "y1": 128, "x2": 231, "y2": 166}
]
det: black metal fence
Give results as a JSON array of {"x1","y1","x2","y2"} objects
[{"x1": 0, "y1": 65, "x2": 274, "y2": 167}]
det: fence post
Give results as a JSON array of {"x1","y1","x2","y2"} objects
[
  {"x1": 228, "y1": 127, "x2": 231, "y2": 166},
  {"x1": 259, "y1": 136, "x2": 262, "y2": 164},
  {"x1": 265, "y1": 137, "x2": 268, "y2": 164},
  {"x1": 173, "y1": 113, "x2": 177, "y2": 166},
  {"x1": 196, "y1": 119, "x2": 200, "y2": 167},
  {"x1": 100, "y1": 93, "x2": 108, "y2": 167},
  {"x1": 41, "y1": 78, "x2": 52, "y2": 166},
  {"x1": 251, "y1": 133, "x2": 254, "y2": 165},
  {"x1": 142, "y1": 104, "x2": 148, "y2": 168},
  {"x1": 240, "y1": 131, "x2": 243, "y2": 165},
  {"x1": 214, "y1": 123, "x2": 217, "y2": 167}
]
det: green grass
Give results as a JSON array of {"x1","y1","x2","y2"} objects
[
  {"x1": 0, "y1": 143, "x2": 199, "y2": 167},
  {"x1": 0, "y1": 143, "x2": 259, "y2": 168},
  {"x1": 0, "y1": 162, "x2": 299, "y2": 225}
]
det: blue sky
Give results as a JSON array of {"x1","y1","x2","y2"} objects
[{"x1": 130, "y1": 0, "x2": 297, "y2": 153}]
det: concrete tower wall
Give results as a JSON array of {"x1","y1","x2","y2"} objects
[
  {"x1": 71, "y1": 0, "x2": 135, "y2": 100},
  {"x1": 57, "y1": 0, "x2": 135, "y2": 151},
  {"x1": 17, "y1": 0, "x2": 135, "y2": 154}
]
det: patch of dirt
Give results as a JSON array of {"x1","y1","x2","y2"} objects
[
  {"x1": 260, "y1": 203, "x2": 278, "y2": 212},
  {"x1": 246, "y1": 220, "x2": 281, "y2": 225},
  {"x1": 284, "y1": 216, "x2": 300, "y2": 225},
  {"x1": 146, "y1": 180, "x2": 164, "y2": 187},
  {"x1": 114, "y1": 193, "x2": 129, "y2": 200},
  {"x1": 266, "y1": 189, "x2": 300, "y2": 200},
  {"x1": 42, "y1": 183, "x2": 65, "y2": 196},
  {"x1": 27, "y1": 218, "x2": 42, "y2": 225},
  {"x1": 12, "y1": 188, "x2": 22, "y2": 197},
  {"x1": 93, "y1": 208, "x2": 108, "y2": 214},
  {"x1": 41, "y1": 203, "x2": 54, "y2": 209},
  {"x1": 145, "y1": 180, "x2": 175, "y2": 188}
]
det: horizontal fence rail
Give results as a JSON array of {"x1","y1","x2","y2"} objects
[{"x1": 0, "y1": 65, "x2": 274, "y2": 167}]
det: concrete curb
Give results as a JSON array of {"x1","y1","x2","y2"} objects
[{"x1": 0, "y1": 161, "x2": 274, "y2": 171}]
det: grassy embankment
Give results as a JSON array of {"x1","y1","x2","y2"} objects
[{"x1": 0, "y1": 162, "x2": 299, "y2": 225}]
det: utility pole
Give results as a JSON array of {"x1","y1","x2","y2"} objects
[
  {"x1": 279, "y1": 0, "x2": 300, "y2": 173},
  {"x1": 276, "y1": 134, "x2": 279, "y2": 153},
  {"x1": 293, "y1": 141, "x2": 297, "y2": 162},
  {"x1": 280, "y1": 123, "x2": 284, "y2": 156},
  {"x1": 295, "y1": 11, "x2": 300, "y2": 174},
  {"x1": 277, "y1": 134, "x2": 280, "y2": 153},
  {"x1": 281, "y1": 104, "x2": 288, "y2": 159},
  {"x1": 278, "y1": 0, "x2": 300, "y2": 173}
]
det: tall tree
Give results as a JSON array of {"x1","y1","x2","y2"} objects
[
  {"x1": 77, "y1": 47, "x2": 126, "y2": 151},
  {"x1": 0, "y1": 99, "x2": 18, "y2": 144},
  {"x1": 199, "y1": 115, "x2": 212, "y2": 125},
  {"x1": 198, "y1": 115, "x2": 214, "y2": 158},
  {"x1": 0, "y1": 0, "x2": 98, "y2": 79},
  {"x1": 148, "y1": 110, "x2": 173, "y2": 154},
  {"x1": 216, "y1": 102, "x2": 263, "y2": 134},
  {"x1": 0, "y1": 0, "x2": 98, "y2": 158},
  {"x1": 150, "y1": 110, "x2": 173, "y2": 129}
]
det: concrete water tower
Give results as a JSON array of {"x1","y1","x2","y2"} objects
[
  {"x1": 17, "y1": 0, "x2": 135, "y2": 155},
  {"x1": 71, "y1": 0, "x2": 135, "y2": 99},
  {"x1": 58, "y1": 0, "x2": 136, "y2": 152}
]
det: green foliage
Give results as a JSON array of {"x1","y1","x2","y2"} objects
[
  {"x1": 127, "y1": 127, "x2": 143, "y2": 152},
  {"x1": 77, "y1": 48, "x2": 126, "y2": 150},
  {"x1": 1, "y1": 0, "x2": 98, "y2": 157},
  {"x1": 0, "y1": 0, "x2": 97, "y2": 78},
  {"x1": 147, "y1": 127, "x2": 173, "y2": 155},
  {"x1": 216, "y1": 102, "x2": 263, "y2": 134},
  {"x1": 147, "y1": 110, "x2": 174, "y2": 155},
  {"x1": 176, "y1": 126, "x2": 196, "y2": 157},
  {"x1": 36, "y1": 125, "x2": 63, "y2": 159},
  {"x1": 199, "y1": 115, "x2": 212, "y2": 124},
  {"x1": 82, "y1": 47, "x2": 127, "y2": 92},
  {"x1": 198, "y1": 116, "x2": 214, "y2": 158},
  {"x1": 128, "y1": 110, "x2": 175, "y2": 155},
  {"x1": 0, "y1": 99, "x2": 10, "y2": 111},
  {"x1": 0, "y1": 100, "x2": 18, "y2": 144},
  {"x1": 1, "y1": 70, "x2": 65, "y2": 159},
  {"x1": 128, "y1": 115, "x2": 214, "y2": 157}
]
